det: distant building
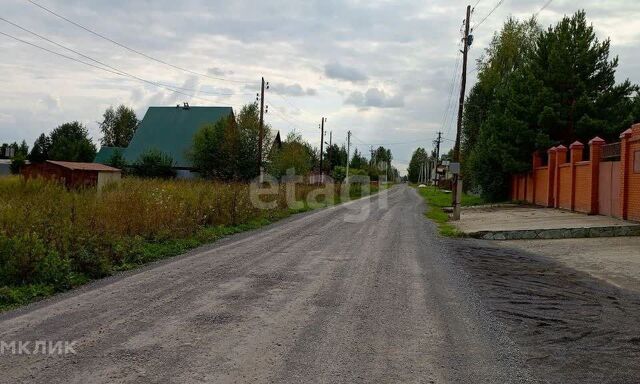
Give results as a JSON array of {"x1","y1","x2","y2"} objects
[
  {"x1": 0, "y1": 159, "x2": 11, "y2": 176},
  {"x1": 123, "y1": 104, "x2": 234, "y2": 178},
  {"x1": 22, "y1": 160, "x2": 121, "y2": 189}
]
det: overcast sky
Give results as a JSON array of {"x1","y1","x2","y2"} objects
[{"x1": 2, "y1": 0, "x2": 640, "y2": 174}]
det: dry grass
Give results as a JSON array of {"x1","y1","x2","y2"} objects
[{"x1": 0, "y1": 176, "x2": 376, "y2": 310}]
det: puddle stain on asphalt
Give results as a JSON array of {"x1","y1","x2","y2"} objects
[{"x1": 450, "y1": 240, "x2": 640, "y2": 384}]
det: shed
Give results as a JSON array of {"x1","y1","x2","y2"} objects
[{"x1": 22, "y1": 160, "x2": 121, "y2": 189}]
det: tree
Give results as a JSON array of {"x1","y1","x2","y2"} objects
[
  {"x1": 407, "y1": 147, "x2": 429, "y2": 183},
  {"x1": 236, "y1": 103, "x2": 272, "y2": 180},
  {"x1": 190, "y1": 103, "x2": 272, "y2": 181},
  {"x1": 106, "y1": 149, "x2": 127, "y2": 170},
  {"x1": 462, "y1": 17, "x2": 540, "y2": 191},
  {"x1": 529, "y1": 11, "x2": 638, "y2": 143},
  {"x1": 349, "y1": 148, "x2": 368, "y2": 169},
  {"x1": 131, "y1": 149, "x2": 176, "y2": 178},
  {"x1": 267, "y1": 132, "x2": 314, "y2": 178},
  {"x1": 49, "y1": 122, "x2": 97, "y2": 162},
  {"x1": 463, "y1": 11, "x2": 638, "y2": 201},
  {"x1": 99, "y1": 105, "x2": 138, "y2": 147},
  {"x1": 190, "y1": 115, "x2": 236, "y2": 180},
  {"x1": 29, "y1": 133, "x2": 51, "y2": 162},
  {"x1": 325, "y1": 144, "x2": 348, "y2": 172},
  {"x1": 17, "y1": 141, "x2": 29, "y2": 157}
]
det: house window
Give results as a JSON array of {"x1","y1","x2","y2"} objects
[{"x1": 635, "y1": 151, "x2": 640, "y2": 173}]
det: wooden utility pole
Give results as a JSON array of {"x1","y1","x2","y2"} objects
[
  {"x1": 327, "y1": 131, "x2": 332, "y2": 176},
  {"x1": 258, "y1": 77, "x2": 267, "y2": 178},
  {"x1": 434, "y1": 131, "x2": 442, "y2": 184},
  {"x1": 452, "y1": 5, "x2": 471, "y2": 220},
  {"x1": 319, "y1": 117, "x2": 326, "y2": 182},
  {"x1": 346, "y1": 131, "x2": 351, "y2": 184}
]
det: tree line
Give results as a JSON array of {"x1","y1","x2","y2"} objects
[
  {"x1": 6, "y1": 102, "x2": 399, "y2": 182},
  {"x1": 460, "y1": 11, "x2": 640, "y2": 201}
]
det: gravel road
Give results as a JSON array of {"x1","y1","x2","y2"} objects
[{"x1": 0, "y1": 185, "x2": 637, "y2": 383}]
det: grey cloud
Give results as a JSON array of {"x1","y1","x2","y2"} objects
[
  {"x1": 38, "y1": 94, "x2": 61, "y2": 111},
  {"x1": 324, "y1": 62, "x2": 368, "y2": 83},
  {"x1": 271, "y1": 83, "x2": 317, "y2": 97},
  {"x1": 207, "y1": 67, "x2": 233, "y2": 76},
  {"x1": 345, "y1": 88, "x2": 404, "y2": 109}
]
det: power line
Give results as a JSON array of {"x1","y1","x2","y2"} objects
[
  {"x1": 26, "y1": 0, "x2": 256, "y2": 85},
  {"x1": 267, "y1": 104, "x2": 305, "y2": 131},
  {"x1": 444, "y1": 55, "x2": 463, "y2": 137},
  {"x1": 534, "y1": 0, "x2": 553, "y2": 17},
  {"x1": 0, "y1": 17, "x2": 251, "y2": 99},
  {"x1": 0, "y1": 30, "x2": 233, "y2": 106},
  {"x1": 471, "y1": 0, "x2": 504, "y2": 32},
  {"x1": 268, "y1": 101, "x2": 307, "y2": 127},
  {"x1": 271, "y1": 89, "x2": 316, "y2": 120},
  {"x1": 349, "y1": 135, "x2": 455, "y2": 147},
  {"x1": 440, "y1": 40, "x2": 463, "y2": 138}
]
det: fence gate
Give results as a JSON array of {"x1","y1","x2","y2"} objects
[{"x1": 599, "y1": 161, "x2": 621, "y2": 217}]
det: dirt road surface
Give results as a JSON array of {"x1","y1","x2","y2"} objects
[{"x1": 1, "y1": 185, "x2": 638, "y2": 383}]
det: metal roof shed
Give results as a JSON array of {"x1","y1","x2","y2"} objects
[{"x1": 22, "y1": 160, "x2": 121, "y2": 189}]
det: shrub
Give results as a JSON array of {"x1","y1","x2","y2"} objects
[
  {"x1": 106, "y1": 149, "x2": 127, "y2": 171},
  {"x1": 9, "y1": 154, "x2": 26, "y2": 174},
  {"x1": 131, "y1": 149, "x2": 176, "y2": 178}
]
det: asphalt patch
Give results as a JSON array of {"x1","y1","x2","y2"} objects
[{"x1": 448, "y1": 239, "x2": 640, "y2": 384}]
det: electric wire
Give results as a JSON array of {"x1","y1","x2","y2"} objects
[
  {"x1": 0, "y1": 30, "x2": 234, "y2": 106},
  {"x1": 26, "y1": 0, "x2": 256, "y2": 85}
]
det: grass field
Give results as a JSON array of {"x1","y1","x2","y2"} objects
[
  {"x1": 415, "y1": 186, "x2": 485, "y2": 236},
  {"x1": 0, "y1": 176, "x2": 382, "y2": 311}
]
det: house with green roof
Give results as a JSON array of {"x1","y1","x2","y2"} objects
[
  {"x1": 124, "y1": 105, "x2": 234, "y2": 176},
  {"x1": 95, "y1": 104, "x2": 281, "y2": 178},
  {"x1": 94, "y1": 146, "x2": 124, "y2": 164}
]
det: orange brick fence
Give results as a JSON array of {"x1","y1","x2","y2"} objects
[{"x1": 511, "y1": 124, "x2": 640, "y2": 222}]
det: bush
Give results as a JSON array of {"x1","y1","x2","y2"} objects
[
  {"x1": 131, "y1": 149, "x2": 176, "y2": 178},
  {"x1": 331, "y1": 166, "x2": 368, "y2": 182},
  {"x1": 9, "y1": 154, "x2": 26, "y2": 174},
  {"x1": 106, "y1": 149, "x2": 127, "y2": 171}
]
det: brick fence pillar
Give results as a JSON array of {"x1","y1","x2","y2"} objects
[
  {"x1": 569, "y1": 141, "x2": 585, "y2": 211},
  {"x1": 531, "y1": 151, "x2": 542, "y2": 204},
  {"x1": 554, "y1": 145, "x2": 568, "y2": 208},
  {"x1": 620, "y1": 128, "x2": 633, "y2": 220},
  {"x1": 588, "y1": 137, "x2": 605, "y2": 215},
  {"x1": 547, "y1": 147, "x2": 557, "y2": 207}
]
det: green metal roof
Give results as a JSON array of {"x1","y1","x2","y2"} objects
[
  {"x1": 94, "y1": 146, "x2": 124, "y2": 164},
  {"x1": 123, "y1": 106, "x2": 233, "y2": 168}
]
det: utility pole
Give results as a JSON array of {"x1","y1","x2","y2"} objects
[
  {"x1": 346, "y1": 131, "x2": 352, "y2": 184},
  {"x1": 327, "y1": 131, "x2": 332, "y2": 178},
  {"x1": 258, "y1": 77, "x2": 269, "y2": 181},
  {"x1": 423, "y1": 160, "x2": 427, "y2": 184},
  {"x1": 319, "y1": 117, "x2": 326, "y2": 183},
  {"x1": 452, "y1": 5, "x2": 471, "y2": 221},
  {"x1": 434, "y1": 131, "x2": 442, "y2": 184}
]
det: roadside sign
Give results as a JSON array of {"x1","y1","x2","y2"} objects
[{"x1": 450, "y1": 162, "x2": 460, "y2": 174}]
